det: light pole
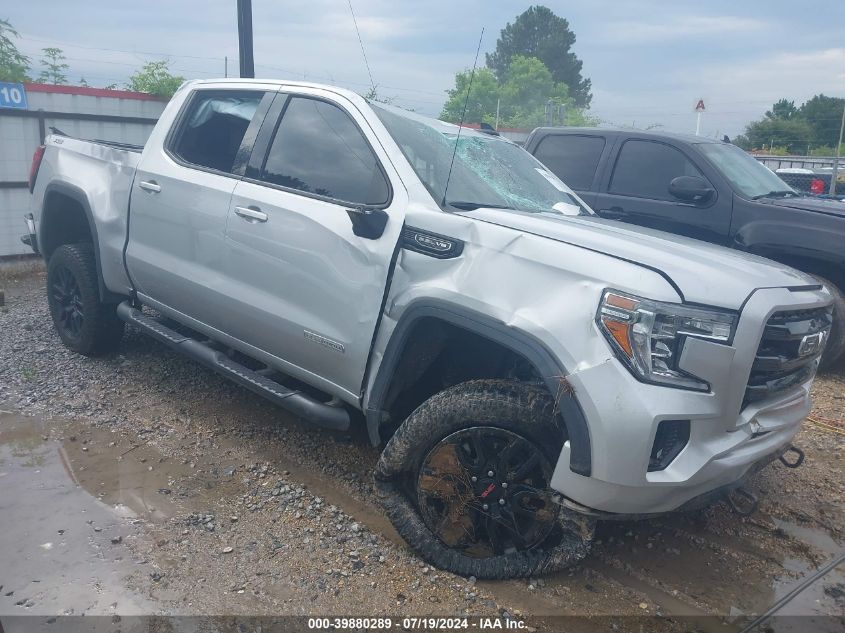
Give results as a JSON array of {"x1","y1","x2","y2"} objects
[
  {"x1": 237, "y1": 0, "x2": 255, "y2": 79},
  {"x1": 830, "y1": 102, "x2": 845, "y2": 196}
]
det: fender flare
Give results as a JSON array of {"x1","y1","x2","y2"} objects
[
  {"x1": 736, "y1": 220, "x2": 845, "y2": 272},
  {"x1": 365, "y1": 300, "x2": 593, "y2": 476},
  {"x1": 41, "y1": 181, "x2": 117, "y2": 303}
]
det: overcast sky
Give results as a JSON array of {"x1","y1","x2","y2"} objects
[{"x1": 8, "y1": 0, "x2": 845, "y2": 136}]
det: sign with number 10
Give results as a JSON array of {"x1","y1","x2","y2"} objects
[{"x1": 0, "y1": 82, "x2": 28, "y2": 109}]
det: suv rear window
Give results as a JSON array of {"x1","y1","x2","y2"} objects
[
  {"x1": 170, "y1": 91, "x2": 264, "y2": 173},
  {"x1": 533, "y1": 134, "x2": 605, "y2": 191}
]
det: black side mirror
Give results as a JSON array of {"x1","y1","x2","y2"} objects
[
  {"x1": 669, "y1": 176, "x2": 715, "y2": 203},
  {"x1": 346, "y1": 206, "x2": 388, "y2": 239}
]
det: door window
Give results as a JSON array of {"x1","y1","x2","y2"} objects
[
  {"x1": 260, "y1": 97, "x2": 389, "y2": 206},
  {"x1": 533, "y1": 135, "x2": 605, "y2": 190},
  {"x1": 609, "y1": 140, "x2": 704, "y2": 201},
  {"x1": 169, "y1": 91, "x2": 265, "y2": 173}
]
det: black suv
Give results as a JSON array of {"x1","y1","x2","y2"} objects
[{"x1": 525, "y1": 128, "x2": 845, "y2": 367}]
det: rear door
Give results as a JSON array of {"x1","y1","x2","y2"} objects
[
  {"x1": 222, "y1": 89, "x2": 406, "y2": 399},
  {"x1": 593, "y1": 137, "x2": 731, "y2": 244},
  {"x1": 126, "y1": 86, "x2": 274, "y2": 329},
  {"x1": 528, "y1": 132, "x2": 611, "y2": 207}
]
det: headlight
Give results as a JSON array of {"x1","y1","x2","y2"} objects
[{"x1": 597, "y1": 290, "x2": 737, "y2": 391}]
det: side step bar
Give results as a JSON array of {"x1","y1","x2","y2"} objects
[{"x1": 117, "y1": 302, "x2": 350, "y2": 431}]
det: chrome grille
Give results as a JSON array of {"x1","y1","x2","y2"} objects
[{"x1": 745, "y1": 307, "x2": 832, "y2": 405}]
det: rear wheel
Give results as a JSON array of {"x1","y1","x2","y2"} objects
[
  {"x1": 814, "y1": 275, "x2": 845, "y2": 370},
  {"x1": 374, "y1": 380, "x2": 594, "y2": 579},
  {"x1": 47, "y1": 243, "x2": 124, "y2": 356}
]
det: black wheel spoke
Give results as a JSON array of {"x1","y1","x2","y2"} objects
[{"x1": 417, "y1": 426, "x2": 555, "y2": 559}]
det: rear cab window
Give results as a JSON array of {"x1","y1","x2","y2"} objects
[
  {"x1": 532, "y1": 134, "x2": 606, "y2": 191},
  {"x1": 168, "y1": 90, "x2": 268, "y2": 174}
]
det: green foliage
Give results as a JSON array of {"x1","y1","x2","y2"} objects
[
  {"x1": 486, "y1": 5, "x2": 591, "y2": 108},
  {"x1": 798, "y1": 94, "x2": 845, "y2": 147},
  {"x1": 742, "y1": 95, "x2": 845, "y2": 153},
  {"x1": 38, "y1": 47, "x2": 69, "y2": 85},
  {"x1": 809, "y1": 143, "x2": 845, "y2": 157},
  {"x1": 440, "y1": 56, "x2": 593, "y2": 129},
  {"x1": 765, "y1": 98, "x2": 798, "y2": 120},
  {"x1": 362, "y1": 84, "x2": 394, "y2": 105},
  {"x1": 742, "y1": 117, "x2": 814, "y2": 154},
  {"x1": 127, "y1": 60, "x2": 185, "y2": 98},
  {"x1": 0, "y1": 18, "x2": 30, "y2": 82}
]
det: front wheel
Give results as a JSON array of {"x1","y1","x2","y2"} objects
[
  {"x1": 47, "y1": 243, "x2": 124, "y2": 356},
  {"x1": 374, "y1": 380, "x2": 594, "y2": 579}
]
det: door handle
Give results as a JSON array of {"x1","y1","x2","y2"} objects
[
  {"x1": 138, "y1": 180, "x2": 161, "y2": 193},
  {"x1": 598, "y1": 206, "x2": 625, "y2": 219},
  {"x1": 234, "y1": 206, "x2": 268, "y2": 223}
]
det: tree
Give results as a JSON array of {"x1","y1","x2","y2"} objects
[
  {"x1": 440, "y1": 56, "x2": 593, "y2": 129},
  {"x1": 38, "y1": 47, "x2": 69, "y2": 85},
  {"x1": 798, "y1": 94, "x2": 845, "y2": 147},
  {"x1": 127, "y1": 60, "x2": 185, "y2": 98},
  {"x1": 440, "y1": 67, "x2": 501, "y2": 126},
  {"x1": 741, "y1": 117, "x2": 814, "y2": 154},
  {"x1": 765, "y1": 98, "x2": 798, "y2": 121},
  {"x1": 0, "y1": 18, "x2": 30, "y2": 82},
  {"x1": 486, "y1": 5, "x2": 591, "y2": 107}
]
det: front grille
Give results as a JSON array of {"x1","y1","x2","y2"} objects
[{"x1": 745, "y1": 307, "x2": 832, "y2": 405}]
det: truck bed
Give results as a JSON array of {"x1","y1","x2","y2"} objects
[{"x1": 32, "y1": 135, "x2": 141, "y2": 296}]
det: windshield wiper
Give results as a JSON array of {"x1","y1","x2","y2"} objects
[
  {"x1": 446, "y1": 201, "x2": 514, "y2": 211},
  {"x1": 751, "y1": 190, "x2": 798, "y2": 200}
]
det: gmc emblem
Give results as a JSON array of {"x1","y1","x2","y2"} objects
[{"x1": 798, "y1": 331, "x2": 826, "y2": 358}]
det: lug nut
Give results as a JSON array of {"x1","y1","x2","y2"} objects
[
  {"x1": 482, "y1": 504, "x2": 489, "y2": 511},
  {"x1": 498, "y1": 499, "x2": 506, "y2": 506},
  {"x1": 487, "y1": 470, "x2": 494, "y2": 477},
  {"x1": 501, "y1": 482, "x2": 508, "y2": 489},
  {"x1": 471, "y1": 476, "x2": 477, "y2": 482}
]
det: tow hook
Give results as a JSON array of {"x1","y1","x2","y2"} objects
[
  {"x1": 727, "y1": 487, "x2": 759, "y2": 516},
  {"x1": 778, "y1": 444, "x2": 805, "y2": 469}
]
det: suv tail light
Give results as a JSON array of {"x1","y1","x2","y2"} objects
[
  {"x1": 810, "y1": 178, "x2": 825, "y2": 194},
  {"x1": 29, "y1": 145, "x2": 46, "y2": 193}
]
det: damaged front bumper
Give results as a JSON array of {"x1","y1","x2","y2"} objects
[{"x1": 549, "y1": 285, "x2": 829, "y2": 517}]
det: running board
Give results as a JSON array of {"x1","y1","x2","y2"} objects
[{"x1": 117, "y1": 302, "x2": 350, "y2": 431}]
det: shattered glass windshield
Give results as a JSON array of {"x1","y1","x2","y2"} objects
[{"x1": 371, "y1": 103, "x2": 591, "y2": 216}]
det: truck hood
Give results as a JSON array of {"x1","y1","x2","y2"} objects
[
  {"x1": 758, "y1": 195, "x2": 845, "y2": 218},
  {"x1": 464, "y1": 208, "x2": 816, "y2": 309}
]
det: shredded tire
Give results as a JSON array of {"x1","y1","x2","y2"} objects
[
  {"x1": 46, "y1": 243, "x2": 124, "y2": 356},
  {"x1": 374, "y1": 379, "x2": 594, "y2": 579}
]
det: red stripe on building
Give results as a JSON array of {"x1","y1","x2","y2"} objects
[{"x1": 24, "y1": 82, "x2": 167, "y2": 102}]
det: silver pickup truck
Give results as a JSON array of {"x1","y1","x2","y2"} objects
[{"x1": 24, "y1": 79, "x2": 832, "y2": 579}]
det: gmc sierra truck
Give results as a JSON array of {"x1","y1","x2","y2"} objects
[
  {"x1": 24, "y1": 79, "x2": 832, "y2": 579},
  {"x1": 524, "y1": 127, "x2": 845, "y2": 367}
]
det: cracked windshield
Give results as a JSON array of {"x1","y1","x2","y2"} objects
[{"x1": 373, "y1": 103, "x2": 589, "y2": 215}]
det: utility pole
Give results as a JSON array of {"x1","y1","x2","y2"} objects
[
  {"x1": 224, "y1": 56, "x2": 228, "y2": 78},
  {"x1": 494, "y1": 98, "x2": 500, "y2": 131},
  {"x1": 829, "y1": 101, "x2": 845, "y2": 196},
  {"x1": 237, "y1": 0, "x2": 255, "y2": 79}
]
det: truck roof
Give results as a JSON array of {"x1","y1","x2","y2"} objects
[{"x1": 530, "y1": 126, "x2": 725, "y2": 145}]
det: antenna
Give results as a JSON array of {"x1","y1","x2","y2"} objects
[
  {"x1": 442, "y1": 27, "x2": 484, "y2": 208},
  {"x1": 347, "y1": 0, "x2": 376, "y2": 94}
]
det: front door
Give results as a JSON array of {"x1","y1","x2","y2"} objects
[
  {"x1": 594, "y1": 138, "x2": 731, "y2": 244},
  {"x1": 222, "y1": 91, "x2": 406, "y2": 399}
]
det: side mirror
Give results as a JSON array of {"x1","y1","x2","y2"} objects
[
  {"x1": 346, "y1": 206, "x2": 388, "y2": 239},
  {"x1": 669, "y1": 176, "x2": 714, "y2": 203}
]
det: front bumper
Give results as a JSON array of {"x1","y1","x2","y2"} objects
[{"x1": 550, "y1": 285, "x2": 830, "y2": 515}]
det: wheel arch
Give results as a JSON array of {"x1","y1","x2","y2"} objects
[
  {"x1": 40, "y1": 182, "x2": 113, "y2": 302},
  {"x1": 365, "y1": 300, "x2": 593, "y2": 476}
]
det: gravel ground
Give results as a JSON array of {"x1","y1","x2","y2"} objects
[{"x1": 1, "y1": 263, "x2": 843, "y2": 630}]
